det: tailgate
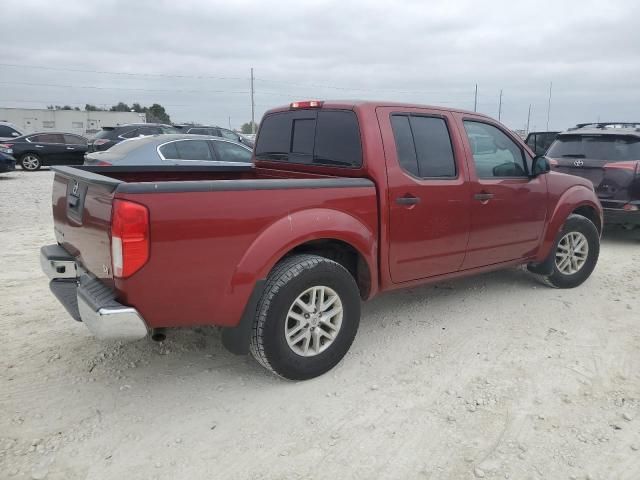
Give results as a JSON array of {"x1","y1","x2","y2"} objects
[
  {"x1": 552, "y1": 158, "x2": 639, "y2": 207},
  {"x1": 51, "y1": 167, "x2": 120, "y2": 286}
]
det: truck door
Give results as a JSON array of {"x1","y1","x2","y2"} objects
[
  {"x1": 377, "y1": 107, "x2": 472, "y2": 283},
  {"x1": 458, "y1": 117, "x2": 547, "y2": 269}
]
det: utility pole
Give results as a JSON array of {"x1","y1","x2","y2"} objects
[
  {"x1": 526, "y1": 104, "x2": 531, "y2": 134},
  {"x1": 498, "y1": 89, "x2": 503, "y2": 121},
  {"x1": 250, "y1": 67, "x2": 255, "y2": 134},
  {"x1": 474, "y1": 84, "x2": 478, "y2": 112},
  {"x1": 546, "y1": 81, "x2": 553, "y2": 130}
]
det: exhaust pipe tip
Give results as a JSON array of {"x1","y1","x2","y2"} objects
[{"x1": 150, "y1": 328, "x2": 166, "y2": 342}]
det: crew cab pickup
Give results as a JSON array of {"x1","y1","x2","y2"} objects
[{"x1": 41, "y1": 100, "x2": 603, "y2": 380}]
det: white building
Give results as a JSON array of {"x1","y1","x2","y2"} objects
[{"x1": 0, "y1": 108, "x2": 146, "y2": 137}]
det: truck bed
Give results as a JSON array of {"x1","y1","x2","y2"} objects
[{"x1": 51, "y1": 165, "x2": 378, "y2": 329}]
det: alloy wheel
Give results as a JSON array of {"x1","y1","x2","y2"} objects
[
  {"x1": 555, "y1": 231, "x2": 589, "y2": 275},
  {"x1": 285, "y1": 286, "x2": 343, "y2": 357}
]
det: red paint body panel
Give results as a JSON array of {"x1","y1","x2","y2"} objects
[
  {"x1": 114, "y1": 185, "x2": 378, "y2": 328},
  {"x1": 50, "y1": 101, "x2": 603, "y2": 331}
]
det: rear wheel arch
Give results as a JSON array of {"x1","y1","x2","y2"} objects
[
  {"x1": 281, "y1": 238, "x2": 372, "y2": 300},
  {"x1": 230, "y1": 209, "x2": 377, "y2": 300}
]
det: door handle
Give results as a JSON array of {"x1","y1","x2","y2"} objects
[
  {"x1": 66, "y1": 147, "x2": 75, "y2": 150},
  {"x1": 474, "y1": 192, "x2": 495, "y2": 202},
  {"x1": 396, "y1": 195, "x2": 421, "y2": 206},
  {"x1": 35, "y1": 145, "x2": 44, "y2": 148}
]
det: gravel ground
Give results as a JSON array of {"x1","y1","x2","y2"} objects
[{"x1": 1, "y1": 169, "x2": 639, "y2": 480}]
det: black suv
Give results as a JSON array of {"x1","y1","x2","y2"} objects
[
  {"x1": 525, "y1": 131, "x2": 560, "y2": 155},
  {"x1": 87, "y1": 123, "x2": 180, "y2": 152},
  {"x1": 175, "y1": 125, "x2": 254, "y2": 147},
  {"x1": 546, "y1": 122, "x2": 640, "y2": 227}
]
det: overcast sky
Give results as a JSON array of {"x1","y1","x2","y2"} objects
[{"x1": 2, "y1": 0, "x2": 639, "y2": 130}]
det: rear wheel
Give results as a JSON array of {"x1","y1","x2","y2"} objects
[
  {"x1": 20, "y1": 154, "x2": 41, "y2": 171},
  {"x1": 535, "y1": 214, "x2": 600, "y2": 288},
  {"x1": 250, "y1": 254, "x2": 361, "y2": 380}
]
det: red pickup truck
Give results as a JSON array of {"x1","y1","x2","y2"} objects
[{"x1": 41, "y1": 100, "x2": 602, "y2": 380}]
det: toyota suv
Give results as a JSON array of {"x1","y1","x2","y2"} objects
[{"x1": 546, "y1": 122, "x2": 640, "y2": 227}]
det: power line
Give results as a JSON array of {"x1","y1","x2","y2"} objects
[
  {"x1": 0, "y1": 62, "x2": 476, "y2": 96},
  {"x1": 0, "y1": 63, "x2": 247, "y2": 81},
  {"x1": 0, "y1": 80, "x2": 253, "y2": 95}
]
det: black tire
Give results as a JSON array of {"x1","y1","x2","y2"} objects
[
  {"x1": 537, "y1": 214, "x2": 600, "y2": 288},
  {"x1": 249, "y1": 254, "x2": 361, "y2": 380},
  {"x1": 20, "y1": 153, "x2": 41, "y2": 171}
]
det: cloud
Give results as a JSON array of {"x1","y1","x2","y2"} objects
[{"x1": 2, "y1": 0, "x2": 639, "y2": 130}]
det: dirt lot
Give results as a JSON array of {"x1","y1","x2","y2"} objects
[{"x1": 1, "y1": 169, "x2": 639, "y2": 480}]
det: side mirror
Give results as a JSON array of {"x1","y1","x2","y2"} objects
[{"x1": 531, "y1": 155, "x2": 551, "y2": 177}]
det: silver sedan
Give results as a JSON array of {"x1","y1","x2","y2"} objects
[{"x1": 84, "y1": 134, "x2": 253, "y2": 167}]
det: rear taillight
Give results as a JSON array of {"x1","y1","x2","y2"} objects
[
  {"x1": 96, "y1": 161, "x2": 112, "y2": 166},
  {"x1": 93, "y1": 139, "x2": 110, "y2": 146},
  {"x1": 0, "y1": 143, "x2": 14, "y2": 148},
  {"x1": 111, "y1": 199, "x2": 149, "y2": 278}
]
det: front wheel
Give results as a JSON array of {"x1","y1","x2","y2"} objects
[
  {"x1": 536, "y1": 214, "x2": 600, "y2": 288},
  {"x1": 250, "y1": 254, "x2": 361, "y2": 380},
  {"x1": 20, "y1": 153, "x2": 41, "y2": 171}
]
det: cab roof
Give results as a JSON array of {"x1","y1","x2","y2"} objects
[{"x1": 265, "y1": 100, "x2": 491, "y2": 118}]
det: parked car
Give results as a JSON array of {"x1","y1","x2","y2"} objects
[
  {"x1": 546, "y1": 123, "x2": 640, "y2": 228},
  {"x1": 0, "y1": 122, "x2": 23, "y2": 141},
  {"x1": 84, "y1": 134, "x2": 253, "y2": 166},
  {"x1": 175, "y1": 125, "x2": 254, "y2": 147},
  {"x1": 0, "y1": 145, "x2": 16, "y2": 173},
  {"x1": 525, "y1": 131, "x2": 560, "y2": 155},
  {"x1": 0, "y1": 132, "x2": 87, "y2": 171},
  {"x1": 41, "y1": 100, "x2": 601, "y2": 380},
  {"x1": 87, "y1": 123, "x2": 180, "y2": 153}
]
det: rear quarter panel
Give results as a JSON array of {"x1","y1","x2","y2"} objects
[{"x1": 114, "y1": 183, "x2": 378, "y2": 328}]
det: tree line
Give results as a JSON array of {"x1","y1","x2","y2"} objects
[
  {"x1": 45, "y1": 103, "x2": 258, "y2": 131},
  {"x1": 46, "y1": 102, "x2": 171, "y2": 124}
]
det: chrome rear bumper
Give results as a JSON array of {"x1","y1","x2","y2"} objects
[{"x1": 41, "y1": 245, "x2": 148, "y2": 341}]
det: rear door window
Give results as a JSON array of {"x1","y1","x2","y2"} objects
[
  {"x1": 159, "y1": 142, "x2": 179, "y2": 160},
  {"x1": 29, "y1": 133, "x2": 64, "y2": 144},
  {"x1": 64, "y1": 134, "x2": 87, "y2": 145},
  {"x1": 255, "y1": 110, "x2": 362, "y2": 167},
  {"x1": 173, "y1": 140, "x2": 214, "y2": 160},
  {"x1": 390, "y1": 114, "x2": 456, "y2": 178}
]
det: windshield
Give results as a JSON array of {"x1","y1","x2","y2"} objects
[{"x1": 547, "y1": 134, "x2": 640, "y2": 161}]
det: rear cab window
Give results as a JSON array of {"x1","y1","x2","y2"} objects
[{"x1": 255, "y1": 109, "x2": 362, "y2": 168}]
